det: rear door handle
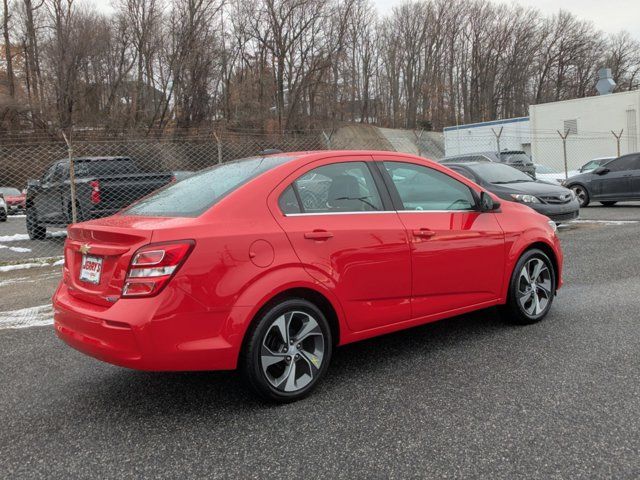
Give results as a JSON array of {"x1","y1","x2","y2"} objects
[
  {"x1": 304, "y1": 230, "x2": 334, "y2": 240},
  {"x1": 412, "y1": 228, "x2": 436, "y2": 238}
]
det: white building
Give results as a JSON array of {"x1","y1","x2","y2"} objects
[
  {"x1": 443, "y1": 117, "x2": 530, "y2": 157},
  {"x1": 529, "y1": 90, "x2": 640, "y2": 170}
]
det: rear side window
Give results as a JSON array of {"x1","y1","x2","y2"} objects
[
  {"x1": 280, "y1": 162, "x2": 383, "y2": 214},
  {"x1": 606, "y1": 155, "x2": 639, "y2": 172},
  {"x1": 125, "y1": 156, "x2": 294, "y2": 217},
  {"x1": 383, "y1": 161, "x2": 475, "y2": 211},
  {"x1": 278, "y1": 186, "x2": 301, "y2": 214}
]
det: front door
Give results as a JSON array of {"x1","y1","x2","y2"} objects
[
  {"x1": 376, "y1": 158, "x2": 505, "y2": 320},
  {"x1": 271, "y1": 157, "x2": 412, "y2": 332}
]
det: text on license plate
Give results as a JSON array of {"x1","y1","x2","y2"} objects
[{"x1": 80, "y1": 255, "x2": 103, "y2": 284}]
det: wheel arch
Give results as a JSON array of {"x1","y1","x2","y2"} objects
[{"x1": 237, "y1": 284, "x2": 345, "y2": 366}]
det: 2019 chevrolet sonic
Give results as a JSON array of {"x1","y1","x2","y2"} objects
[{"x1": 53, "y1": 151, "x2": 563, "y2": 402}]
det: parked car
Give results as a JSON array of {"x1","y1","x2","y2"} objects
[
  {"x1": 0, "y1": 194, "x2": 7, "y2": 222},
  {"x1": 26, "y1": 157, "x2": 174, "y2": 240},
  {"x1": 564, "y1": 153, "x2": 640, "y2": 207},
  {"x1": 534, "y1": 164, "x2": 580, "y2": 184},
  {"x1": 442, "y1": 150, "x2": 536, "y2": 177},
  {"x1": 54, "y1": 151, "x2": 563, "y2": 402},
  {"x1": 442, "y1": 161, "x2": 579, "y2": 223},
  {"x1": 0, "y1": 187, "x2": 26, "y2": 214}
]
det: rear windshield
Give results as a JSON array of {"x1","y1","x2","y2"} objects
[
  {"x1": 499, "y1": 152, "x2": 532, "y2": 164},
  {"x1": 74, "y1": 158, "x2": 141, "y2": 176},
  {"x1": 123, "y1": 156, "x2": 294, "y2": 217},
  {"x1": 0, "y1": 187, "x2": 21, "y2": 196}
]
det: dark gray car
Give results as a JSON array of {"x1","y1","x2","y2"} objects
[
  {"x1": 442, "y1": 150, "x2": 536, "y2": 177},
  {"x1": 442, "y1": 161, "x2": 580, "y2": 223},
  {"x1": 564, "y1": 153, "x2": 640, "y2": 207}
]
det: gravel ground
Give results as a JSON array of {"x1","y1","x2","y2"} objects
[{"x1": 0, "y1": 205, "x2": 639, "y2": 479}]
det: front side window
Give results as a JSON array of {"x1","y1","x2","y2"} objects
[
  {"x1": 383, "y1": 162, "x2": 475, "y2": 211},
  {"x1": 281, "y1": 162, "x2": 383, "y2": 214}
]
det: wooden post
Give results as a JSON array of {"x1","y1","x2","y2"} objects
[
  {"x1": 557, "y1": 129, "x2": 571, "y2": 180},
  {"x1": 491, "y1": 126, "x2": 504, "y2": 155},
  {"x1": 611, "y1": 129, "x2": 624, "y2": 157},
  {"x1": 61, "y1": 130, "x2": 77, "y2": 224}
]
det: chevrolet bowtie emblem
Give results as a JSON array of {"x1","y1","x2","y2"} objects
[{"x1": 79, "y1": 243, "x2": 91, "y2": 255}]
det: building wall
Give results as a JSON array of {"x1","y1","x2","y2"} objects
[
  {"x1": 443, "y1": 117, "x2": 530, "y2": 157},
  {"x1": 530, "y1": 90, "x2": 640, "y2": 170}
]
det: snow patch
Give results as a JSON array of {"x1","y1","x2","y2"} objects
[
  {"x1": 0, "y1": 304, "x2": 53, "y2": 330},
  {"x1": 570, "y1": 219, "x2": 638, "y2": 226},
  {"x1": 0, "y1": 231, "x2": 67, "y2": 242},
  {"x1": 0, "y1": 256, "x2": 64, "y2": 272}
]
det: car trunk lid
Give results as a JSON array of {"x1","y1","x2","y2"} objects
[{"x1": 64, "y1": 215, "x2": 186, "y2": 306}]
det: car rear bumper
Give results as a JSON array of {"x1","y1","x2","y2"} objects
[{"x1": 53, "y1": 282, "x2": 247, "y2": 371}]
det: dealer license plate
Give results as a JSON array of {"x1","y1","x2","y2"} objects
[{"x1": 79, "y1": 255, "x2": 103, "y2": 284}]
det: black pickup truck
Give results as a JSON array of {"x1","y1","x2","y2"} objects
[{"x1": 26, "y1": 156, "x2": 173, "y2": 239}]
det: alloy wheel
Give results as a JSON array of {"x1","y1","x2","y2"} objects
[
  {"x1": 571, "y1": 186, "x2": 587, "y2": 206},
  {"x1": 260, "y1": 311, "x2": 325, "y2": 392},
  {"x1": 517, "y1": 258, "x2": 552, "y2": 317}
]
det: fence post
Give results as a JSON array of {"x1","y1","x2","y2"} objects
[
  {"x1": 611, "y1": 129, "x2": 623, "y2": 157},
  {"x1": 557, "y1": 129, "x2": 571, "y2": 180},
  {"x1": 213, "y1": 131, "x2": 222, "y2": 164},
  {"x1": 322, "y1": 130, "x2": 333, "y2": 150},
  {"x1": 61, "y1": 131, "x2": 77, "y2": 224},
  {"x1": 491, "y1": 126, "x2": 503, "y2": 155}
]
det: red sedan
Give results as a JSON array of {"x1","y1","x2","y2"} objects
[
  {"x1": 0, "y1": 187, "x2": 26, "y2": 214},
  {"x1": 53, "y1": 151, "x2": 563, "y2": 402}
]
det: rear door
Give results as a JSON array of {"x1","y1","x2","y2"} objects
[
  {"x1": 593, "y1": 156, "x2": 635, "y2": 199},
  {"x1": 270, "y1": 156, "x2": 412, "y2": 332},
  {"x1": 375, "y1": 157, "x2": 505, "y2": 320},
  {"x1": 625, "y1": 154, "x2": 640, "y2": 198},
  {"x1": 36, "y1": 162, "x2": 65, "y2": 223}
]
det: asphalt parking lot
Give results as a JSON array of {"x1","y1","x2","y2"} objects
[{"x1": 1, "y1": 205, "x2": 639, "y2": 478}]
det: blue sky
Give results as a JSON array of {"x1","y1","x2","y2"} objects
[{"x1": 373, "y1": 0, "x2": 640, "y2": 39}]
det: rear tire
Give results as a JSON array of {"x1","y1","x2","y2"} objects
[
  {"x1": 600, "y1": 201, "x2": 617, "y2": 207},
  {"x1": 501, "y1": 249, "x2": 556, "y2": 325},
  {"x1": 26, "y1": 209, "x2": 46, "y2": 240},
  {"x1": 240, "y1": 298, "x2": 332, "y2": 403},
  {"x1": 570, "y1": 185, "x2": 590, "y2": 207}
]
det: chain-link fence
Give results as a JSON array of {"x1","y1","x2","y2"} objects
[{"x1": 0, "y1": 127, "x2": 637, "y2": 268}]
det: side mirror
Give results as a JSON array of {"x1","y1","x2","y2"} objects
[
  {"x1": 593, "y1": 167, "x2": 609, "y2": 175},
  {"x1": 480, "y1": 191, "x2": 500, "y2": 212}
]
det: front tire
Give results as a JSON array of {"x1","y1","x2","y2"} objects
[
  {"x1": 26, "y1": 209, "x2": 46, "y2": 240},
  {"x1": 241, "y1": 298, "x2": 332, "y2": 403},
  {"x1": 570, "y1": 185, "x2": 590, "y2": 207},
  {"x1": 502, "y1": 249, "x2": 556, "y2": 325}
]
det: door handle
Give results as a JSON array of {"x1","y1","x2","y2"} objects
[
  {"x1": 412, "y1": 228, "x2": 436, "y2": 238},
  {"x1": 304, "y1": 230, "x2": 334, "y2": 240}
]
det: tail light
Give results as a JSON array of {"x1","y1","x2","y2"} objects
[
  {"x1": 122, "y1": 240, "x2": 194, "y2": 298},
  {"x1": 90, "y1": 180, "x2": 101, "y2": 204}
]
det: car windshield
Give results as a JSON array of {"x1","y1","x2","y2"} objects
[
  {"x1": 581, "y1": 158, "x2": 611, "y2": 171},
  {"x1": 0, "y1": 187, "x2": 21, "y2": 196},
  {"x1": 467, "y1": 163, "x2": 534, "y2": 184},
  {"x1": 123, "y1": 155, "x2": 294, "y2": 217},
  {"x1": 535, "y1": 164, "x2": 557, "y2": 174},
  {"x1": 500, "y1": 152, "x2": 532, "y2": 164}
]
